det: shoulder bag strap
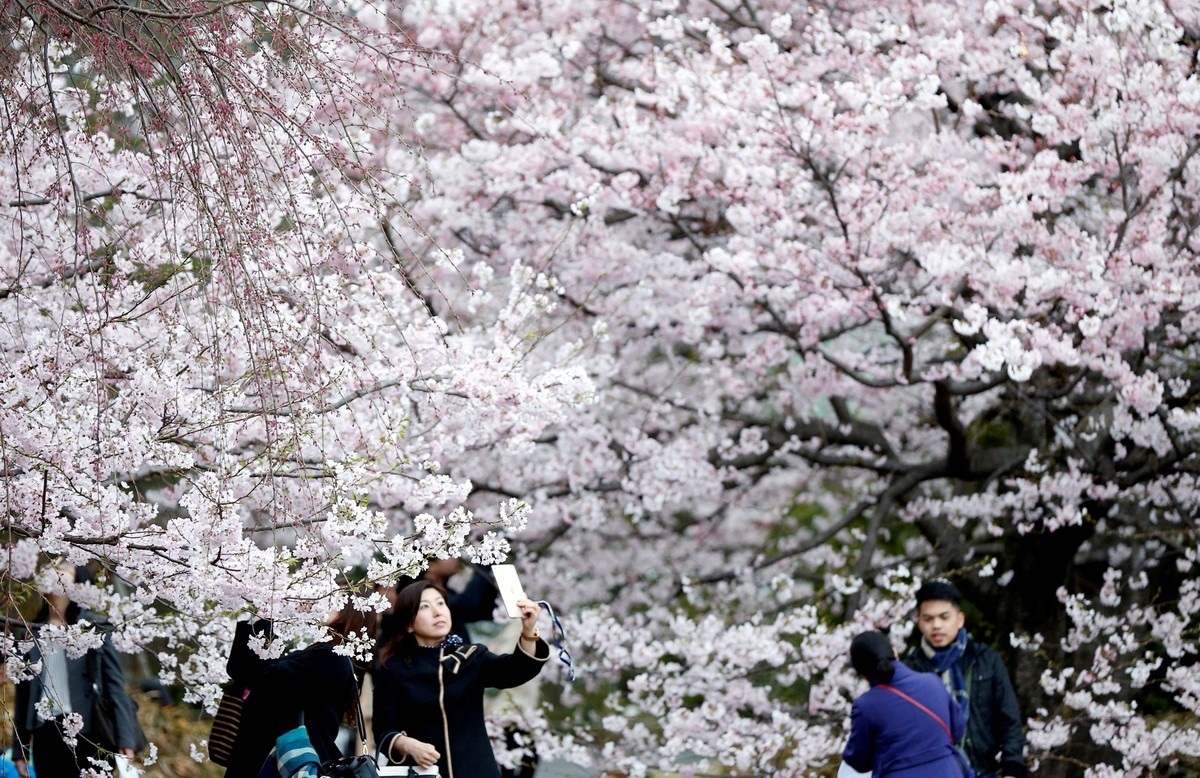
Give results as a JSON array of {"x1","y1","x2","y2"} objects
[
  {"x1": 877, "y1": 684, "x2": 952, "y2": 742},
  {"x1": 88, "y1": 635, "x2": 107, "y2": 695},
  {"x1": 345, "y1": 657, "x2": 369, "y2": 751}
]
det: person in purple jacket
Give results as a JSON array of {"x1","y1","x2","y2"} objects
[{"x1": 842, "y1": 630, "x2": 968, "y2": 778}]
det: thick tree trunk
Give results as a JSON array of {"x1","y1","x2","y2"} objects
[{"x1": 995, "y1": 524, "x2": 1106, "y2": 778}]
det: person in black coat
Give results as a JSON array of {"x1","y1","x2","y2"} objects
[
  {"x1": 372, "y1": 580, "x2": 549, "y2": 778},
  {"x1": 843, "y1": 631, "x2": 967, "y2": 777},
  {"x1": 11, "y1": 562, "x2": 139, "y2": 778},
  {"x1": 223, "y1": 599, "x2": 378, "y2": 777},
  {"x1": 904, "y1": 580, "x2": 1026, "y2": 778}
]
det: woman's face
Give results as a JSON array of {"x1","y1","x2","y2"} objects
[
  {"x1": 408, "y1": 588, "x2": 452, "y2": 646},
  {"x1": 40, "y1": 562, "x2": 75, "y2": 619},
  {"x1": 44, "y1": 562, "x2": 75, "y2": 596}
]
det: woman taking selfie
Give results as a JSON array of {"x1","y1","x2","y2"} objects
[{"x1": 372, "y1": 580, "x2": 548, "y2": 778}]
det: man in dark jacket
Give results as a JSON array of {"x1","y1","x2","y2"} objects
[{"x1": 904, "y1": 580, "x2": 1026, "y2": 778}]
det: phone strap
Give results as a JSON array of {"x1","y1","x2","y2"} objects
[{"x1": 536, "y1": 600, "x2": 576, "y2": 682}]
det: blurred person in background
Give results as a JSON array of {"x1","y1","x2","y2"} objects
[
  {"x1": 11, "y1": 561, "x2": 137, "y2": 777},
  {"x1": 223, "y1": 598, "x2": 378, "y2": 777}
]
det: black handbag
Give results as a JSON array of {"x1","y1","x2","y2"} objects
[
  {"x1": 317, "y1": 657, "x2": 379, "y2": 778},
  {"x1": 319, "y1": 753, "x2": 380, "y2": 778},
  {"x1": 91, "y1": 692, "x2": 120, "y2": 751},
  {"x1": 89, "y1": 648, "x2": 149, "y2": 753}
]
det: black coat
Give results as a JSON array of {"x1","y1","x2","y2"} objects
[
  {"x1": 905, "y1": 639, "x2": 1026, "y2": 777},
  {"x1": 373, "y1": 640, "x2": 548, "y2": 778},
  {"x1": 223, "y1": 621, "x2": 358, "y2": 777},
  {"x1": 11, "y1": 611, "x2": 139, "y2": 760}
]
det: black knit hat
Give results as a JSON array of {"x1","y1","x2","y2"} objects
[{"x1": 915, "y1": 579, "x2": 962, "y2": 606}]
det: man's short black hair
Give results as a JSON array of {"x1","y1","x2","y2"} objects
[{"x1": 915, "y1": 579, "x2": 962, "y2": 607}]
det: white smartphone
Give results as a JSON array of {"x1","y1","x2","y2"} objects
[{"x1": 491, "y1": 564, "x2": 527, "y2": 619}]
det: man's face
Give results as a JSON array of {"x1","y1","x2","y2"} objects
[
  {"x1": 917, "y1": 599, "x2": 965, "y2": 648},
  {"x1": 426, "y1": 558, "x2": 461, "y2": 582}
]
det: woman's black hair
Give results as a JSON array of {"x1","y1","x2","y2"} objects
[
  {"x1": 850, "y1": 630, "x2": 897, "y2": 684},
  {"x1": 322, "y1": 597, "x2": 380, "y2": 670},
  {"x1": 313, "y1": 595, "x2": 380, "y2": 723},
  {"x1": 377, "y1": 580, "x2": 449, "y2": 665}
]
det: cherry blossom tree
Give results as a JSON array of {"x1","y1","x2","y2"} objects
[
  {"x1": 4, "y1": 0, "x2": 1200, "y2": 775},
  {"x1": 368, "y1": 0, "x2": 1200, "y2": 775},
  {"x1": 0, "y1": 0, "x2": 592, "y2": 755}
]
